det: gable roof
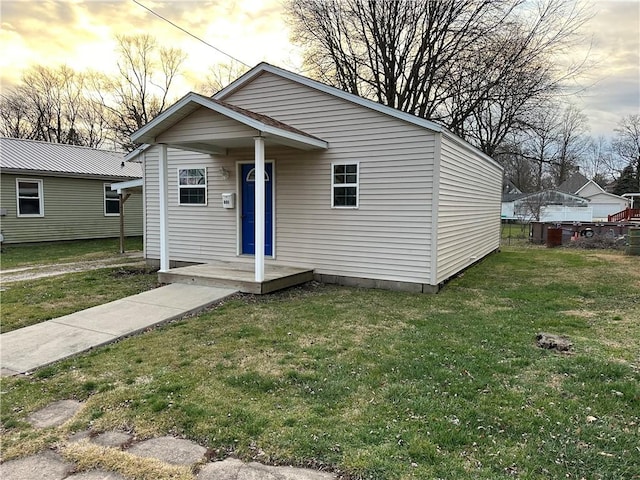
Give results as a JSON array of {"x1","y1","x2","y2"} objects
[
  {"x1": 0, "y1": 137, "x2": 142, "y2": 179},
  {"x1": 557, "y1": 172, "x2": 589, "y2": 194},
  {"x1": 131, "y1": 92, "x2": 328, "y2": 150},
  {"x1": 214, "y1": 62, "x2": 502, "y2": 171},
  {"x1": 576, "y1": 180, "x2": 631, "y2": 201}
]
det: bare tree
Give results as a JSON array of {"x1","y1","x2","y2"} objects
[
  {"x1": 549, "y1": 104, "x2": 588, "y2": 185},
  {"x1": 0, "y1": 66, "x2": 109, "y2": 147},
  {"x1": 93, "y1": 34, "x2": 187, "y2": 151},
  {"x1": 611, "y1": 114, "x2": 640, "y2": 193},
  {"x1": 519, "y1": 104, "x2": 560, "y2": 191},
  {"x1": 497, "y1": 136, "x2": 539, "y2": 192},
  {"x1": 0, "y1": 89, "x2": 35, "y2": 139},
  {"x1": 197, "y1": 62, "x2": 249, "y2": 96},
  {"x1": 580, "y1": 135, "x2": 615, "y2": 186},
  {"x1": 287, "y1": 0, "x2": 591, "y2": 155}
]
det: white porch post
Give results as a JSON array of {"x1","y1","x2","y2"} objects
[
  {"x1": 254, "y1": 136, "x2": 265, "y2": 282},
  {"x1": 159, "y1": 143, "x2": 170, "y2": 272}
]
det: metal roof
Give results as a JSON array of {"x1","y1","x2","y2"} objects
[{"x1": 0, "y1": 137, "x2": 142, "y2": 179}]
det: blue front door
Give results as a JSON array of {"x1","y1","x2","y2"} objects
[{"x1": 241, "y1": 162, "x2": 273, "y2": 255}]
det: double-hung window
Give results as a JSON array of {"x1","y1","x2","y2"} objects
[
  {"x1": 332, "y1": 163, "x2": 359, "y2": 208},
  {"x1": 178, "y1": 168, "x2": 207, "y2": 205},
  {"x1": 104, "y1": 183, "x2": 120, "y2": 216},
  {"x1": 16, "y1": 178, "x2": 44, "y2": 217}
]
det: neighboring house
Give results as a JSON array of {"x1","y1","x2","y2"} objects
[
  {"x1": 501, "y1": 190, "x2": 591, "y2": 222},
  {"x1": 130, "y1": 62, "x2": 503, "y2": 293},
  {"x1": 558, "y1": 172, "x2": 629, "y2": 221},
  {"x1": 0, "y1": 137, "x2": 143, "y2": 244}
]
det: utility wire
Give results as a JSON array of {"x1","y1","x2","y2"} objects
[{"x1": 131, "y1": 0, "x2": 250, "y2": 67}]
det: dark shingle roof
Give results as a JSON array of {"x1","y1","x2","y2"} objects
[{"x1": 557, "y1": 172, "x2": 589, "y2": 194}]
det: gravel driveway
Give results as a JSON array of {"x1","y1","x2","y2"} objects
[{"x1": 1, "y1": 252, "x2": 145, "y2": 285}]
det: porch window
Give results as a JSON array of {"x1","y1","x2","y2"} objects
[
  {"x1": 332, "y1": 163, "x2": 359, "y2": 208},
  {"x1": 245, "y1": 168, "x2": 270, "y2": 182},
  {"x1": 178, "y1": 168, "x2": 207, "y2": 205},
  {"x1": 16, "y1": 178, "x2": 44, "y2": 217},
  {"x1": 104, "y1": 183, "x2": 120, "y2": 216}
]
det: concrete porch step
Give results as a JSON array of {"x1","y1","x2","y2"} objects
[{"x1": 158, "y1": 261, "x2": 314, "y2": 294}]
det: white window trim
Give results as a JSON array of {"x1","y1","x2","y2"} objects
[
  {"x1": 104, "y1": 183, "x2": 120, "y2": 217},
  {"x1": 331, "y1": 162, "x2": 359, "y2": 209},
  {"x1": 177, "y1": 167, "x2": 208, "y2": 206},
  {"x1": 16, "y1": 178, "x2": 44, "y2": 217}
]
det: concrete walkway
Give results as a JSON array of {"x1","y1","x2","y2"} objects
[{"x1": 0, "y1": 283, "x2": 238, "y2": 376}]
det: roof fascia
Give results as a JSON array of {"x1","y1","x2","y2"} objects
[
  {"x1": 575, "y1": 179, "x2": 604, "y2": 195},
  {"x1": 132, "y1": 92, "x2": 327, "y2": 150},
  {"x1": 131, "y1": 93, "x2": 203, "y2": 143},
  {"x1": 125, "y1": 144, "x2": 151, "y2": 162},
  {"x1": 441, "y1": 131, "x2": 504, "y2": 172},
  {"x1": 0, "y1": 168, "x2": 141, "y2": 180}
]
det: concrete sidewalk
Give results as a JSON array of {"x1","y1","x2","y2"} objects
[{"x1": 1, "y1": 283, "x2": 238, "y2": 376}]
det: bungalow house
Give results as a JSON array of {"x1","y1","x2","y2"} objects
[
  {"x1": 557, "y1": 172, "x2": 629, "y2": 221},
  {"x1": 0, "y1": 137, "x2": 143, "y2": 244},
  {"x1": 131, "y1": 63, "x2": 503, "y2": 293}
]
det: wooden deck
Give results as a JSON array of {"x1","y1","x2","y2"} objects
[{"x1": 157, "y1": 261, "x2": 314, "y2": 294}]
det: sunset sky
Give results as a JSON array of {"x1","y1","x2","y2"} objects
[{"x1": 1, "y1": 0, "x2": 638, "y2": 139}]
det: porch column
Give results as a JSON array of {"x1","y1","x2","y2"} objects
[
  {"x1": 254, "y1": 136, "x2": 265, "y2": 282},
  {"x1": 159, "y1": 143, "x2": 170, "y2": 272}
]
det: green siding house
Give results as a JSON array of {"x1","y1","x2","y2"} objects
[{"x1": 0, "y1": 137, "x2": 143, "y2": 244}]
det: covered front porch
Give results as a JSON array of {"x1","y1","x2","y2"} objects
[
  {"x1": 157, "y1": 260, "x2": 315, "y2": 294},
  {"x1": 130, "y1": 92, "x2": 328, "y2": 294}
]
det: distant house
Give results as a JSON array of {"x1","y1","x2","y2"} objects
[
  {"x1": 502, "y1": 189, "x2": 591, "y2": 222},
  {"x1": 557, "y1": 173, "x2": 629, "y2": 221},
  {"x1": 130, "y1": 62, "x2": 503, "y2": 293},
  {"x1": 0, "y1": 137, "x2": 143, "y2": 244}
]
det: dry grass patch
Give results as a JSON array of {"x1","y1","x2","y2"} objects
[
  {"x1": 561, "y1": 310, "x2": 597, "y2": 318},
  {"x1": 61, "y1": 441, "x2": 194, "y2": 480}
]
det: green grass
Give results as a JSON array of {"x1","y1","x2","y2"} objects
[
  {"x1": 1, "y1": 247, "x2": 638, "y2": 479},
  {"x1": 0, "y1": 266, "x2": 159, "y2": 333},
  {"x1": 0, "y1": 237, "x2": 143, "y2": 270}
]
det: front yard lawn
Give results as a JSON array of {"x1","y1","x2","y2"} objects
[
  {"x1": 0, "y1": 266, "x2": 159, "y2": 333},
  {"x1": 1, "y1": 247, "x2": 638, "y2": 479}
]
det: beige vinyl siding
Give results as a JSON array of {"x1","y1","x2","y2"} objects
[
  {"x1": 435, "y1": 134, "x2": 502, "y2": 283},
  {"x1": 156, "y1": 107, "x2": 257, "y2": 143},
  {"x1": 0, "y1": 173, "x2": 142, "y2": 244},
  {"x1": 224, "y1": 72, "x2": 436, "y2": 284},
  {"x1": 143, "y1": 148, "x2": 160, "y2": 258},
  {"x1": 143, "y1": 146, "x2": 239, "y2": 264}
]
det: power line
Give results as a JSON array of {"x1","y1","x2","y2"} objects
[{"x1": 131, "y1": 0, "x2": 250, "y2": 68}]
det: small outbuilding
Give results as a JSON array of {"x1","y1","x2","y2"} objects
[
  {"x1": 0, "y1": 137, "x2": 143, "y2": 244},
  {"x1": 558, "y1": 173, "x2": 629, "y2": 221},
  {"x1": 131, "y1": 63, "x2": 503, "y2": 293}
]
